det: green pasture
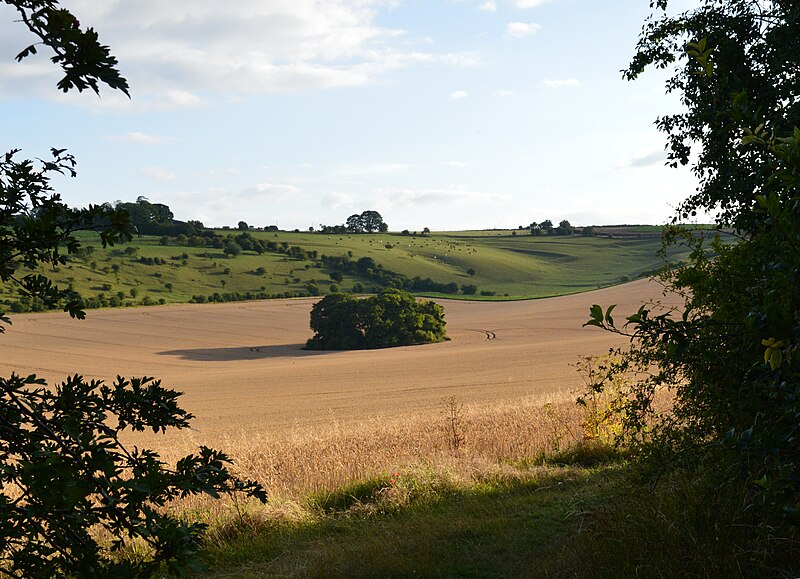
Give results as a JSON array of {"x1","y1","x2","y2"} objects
[{"x1": 1, "y1": 226, "x2": 698, "y2": 311}]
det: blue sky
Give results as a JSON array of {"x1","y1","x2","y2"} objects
[{"x1": 1, "y1": 0, "x2": 701, "y2": 231}]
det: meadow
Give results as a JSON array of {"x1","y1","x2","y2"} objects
[{"x1": 0, "y1": 226, "x2": 694, "y2": 312}]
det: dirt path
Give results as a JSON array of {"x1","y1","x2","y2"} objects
[{"x1": 0, "y1": 279, "x2": 677, "y2": 447}]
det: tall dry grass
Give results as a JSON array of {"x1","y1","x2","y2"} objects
[{"x1": 161, "y1": 376, "x2": 669, "y2": 528}]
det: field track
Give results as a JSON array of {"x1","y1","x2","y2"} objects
[{"x1": 0, "y1": 279, "x2": 677, "y2": 448}]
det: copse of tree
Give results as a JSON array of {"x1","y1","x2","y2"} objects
[
  {"x1": 113, "y1": 197, "x2": 202, "y2": 237},
  {"x1": 555, "y1": 220, "x2": 573, "y2": 236},
  {"x1": 306, "y1": 289, "x2": 447, "y2": 350},
  {"x1": 323, "y1": 210, "x2": 388, "y2": 234}
]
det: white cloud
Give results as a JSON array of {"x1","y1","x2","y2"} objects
[
  {"x1": 441, "y1": 161, "x2": 470, "y2": 167},
  {"x1": 619, "y1": 150, "x2": 667, "y2": 169},
  {"x1": 376, "y1": 186, "x2": 512, "y2": 208},
  {"x1": 506, "y1": 22, "x2": 541, "y2": 38},
  {"x1": 321, "y1": 191, "x2": 357, "y2": 210},
  {"x1": 104, "y1": 132, "x2": 170, "y2": 144},
  {"x1": 450, "y1": 90, "x2": 469, "y2": 100},
  {"x1": 245, "y1": 183, "x2": 303, "y2": 196},
  {"x1": 541, "y1": 77, "x2": 581, "y2": 88},
  {"x1": 1, "y1": 1, "x2": 479, "y2": 103},
  {"x1": 494, "y1": 89, "x2": 515, "y2": 97},
  {"x1": 512, "y1": 0, "x2": 552, "y2": 8},
  {"x1": 479, "y1": 1, "x2": 498, "y2": 12},
  {"x1": 139, "y1": 166, "x2": 176, "y2": 181},
  {"x1": 333, "y1": 163, "x2": 412, "y2": 177}
]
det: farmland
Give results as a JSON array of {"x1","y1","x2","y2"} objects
[
  {"x1": 0, "y1": 277, "x2": 692, "y2": 576},
  {"x1": 0, "y1": 278, "x2": 672, "y2": 449},
  {"x1": 0, "y1": 226, "x2": 695, "y2": 313}
]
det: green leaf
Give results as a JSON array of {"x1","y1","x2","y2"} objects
[{"x1": 604, "y1": 304, "x2": 617, "y2": 327}]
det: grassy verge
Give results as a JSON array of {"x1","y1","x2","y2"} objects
[
  {"x1": 194, "y1": 460, "x2": 624, "y2": 578},
  {"x1": 156, "y1": 380, "x2": 799, "y2": 578},
  {"x1": 189, "y1": 454, "x2": 800, "y2": 578}
]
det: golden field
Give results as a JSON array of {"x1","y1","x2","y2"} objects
[{"x1": 0, "y1": 278, "x2": 674, "y2": 457}]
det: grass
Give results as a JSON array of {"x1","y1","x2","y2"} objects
[
  {"x1": 144, "y1": 377, "x2": 799, "y2": 578},
  {"x1": 1, "y1": 225, "x2": 702, "y2": 312},
  {"x1": 195, "y1": 463, "x2": 623, "y2": 578},
  {"x1": 149, "y1": 387, "x2": 635, "y2": 577}
]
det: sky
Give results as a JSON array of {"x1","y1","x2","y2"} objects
[{"x1": 0, "y1": 0, "x2": 702, "y2": 231}]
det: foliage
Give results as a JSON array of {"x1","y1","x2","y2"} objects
[
  {"x1": 306, "y1": 288, "x2": 447, "y2": 350},
  {"x1": 0, "y1": 373, "x2": 266, "y2": 577},
  {"x1": 585, "y1": 0, "x2": 800, "y2": 526},
  {"x1": 323, "y1": 210, "x2": 388, "y2": 234},
  {"x1": 6, "y1": 0, "x2": 130, "y2": 96},
  {"x1": 625, "y1": 0, "x2": 800, "y2": 230},
  {"x1": 0, "y1": 149, "x2": 132, "y2": 331},
  {"x1": 2, "y1": 2, "x2": 267, "y2": 575},
  {"x1": 113, "y1": 197, "x2": 198, "y2": 237}
]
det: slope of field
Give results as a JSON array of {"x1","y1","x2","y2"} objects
[
  {"x1": 0, "y1": 278, "x2": 677, "y2": 450},
  {"x1": 0, "y1": 227, "x2": 687, "y2": 311}
]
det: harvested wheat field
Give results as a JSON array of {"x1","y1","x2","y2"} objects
[{"x1": 0, "y1": 278, "x2": 676, "y2": 451}]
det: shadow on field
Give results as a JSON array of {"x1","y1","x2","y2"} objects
[
  {"x1": 157, "y1": 344, "x2": 338, "y2": 361},
  {"x1": 197, "y1": 465, "x2": 614, "y2": 578}
]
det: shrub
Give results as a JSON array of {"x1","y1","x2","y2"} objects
[{"x1": 0, "y1": 374, "x2": 266, "y2": 577}]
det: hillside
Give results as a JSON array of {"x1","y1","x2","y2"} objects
[{"x1": 0, "y1": 226, "x2": 695, "y2": 313}]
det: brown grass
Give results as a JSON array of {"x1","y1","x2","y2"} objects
[{"x1": 168, "y1": 391, "x2": 582, "y2": 503}]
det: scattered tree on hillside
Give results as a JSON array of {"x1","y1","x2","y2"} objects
[
  {"x1": 306, "y1": 289, "x2": 447, "y2": 350},
  {"x1": 342, "y1": 210, "x2": 388, "y2": 234},
  {"x1": 555, "y1": 220, "x2": 573, "y2": 236},
  {"x1": 361, "y1": 210, "x2": 388, "y2": 233},
  {"x1": 346, "y1": 213, "x2": 363, "y2": 233},
  {"x1": 223, "y1": 240, "x2": 242, "y2": 257},
  {"x1": 585, "y1": 0, "x2": 800, "y2": 541},
  {"x1": 0, "y1": 3, "x2": 267, "y2": 575}
]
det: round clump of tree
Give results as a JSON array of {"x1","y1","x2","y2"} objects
[{"x1": 306, "y1": 288, "x2": 447, "y2": 350}]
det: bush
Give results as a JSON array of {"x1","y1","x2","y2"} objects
[
  {"x1": 0, "y1": 374, "x2": 266, "y2": 576},
  {"x1": 306, "y1": 288, "x2": 447, "y2": 350}
]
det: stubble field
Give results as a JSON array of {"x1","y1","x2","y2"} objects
[{"x1": 0, "y1": 278, "x2": 671, "y2": 455}]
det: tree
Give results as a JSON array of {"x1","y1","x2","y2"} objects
[
  {"x1": 585, "y1": 0, "x2": 800, "y2": 531},
  {"x1": 466, "y1": 268, "x2": 476, "y2": 276},
  {"x1": 115, "y1": 197, "x2": 176, "y2": 234},
  {"x1": 237, "y1": 220, "x2": 249, "y2": 230},
  {"x1": 346, "y1": 214, "x2": 363, "y2": 233},
  {"x1": 1, "y1": 3, "x2": 266, "y2": 575},
  {"x1": 223, "y1": 240, "x2": 242, "y2": 257},
  {"x1": 555, "y1": 219, "x2": 573, "y2": 235},
  {"x1": 0, "y1": 149, "x2": 131, "y2": 329},
  {"x1": 360, "y1": 210, "x2": 385, "y2": 233},
  {"x1": 625, "y1": 0, "x2": 800, "y2": 231},
  {"x1": 306, "y1": 289, "x2": 447, "y2": 350}
]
